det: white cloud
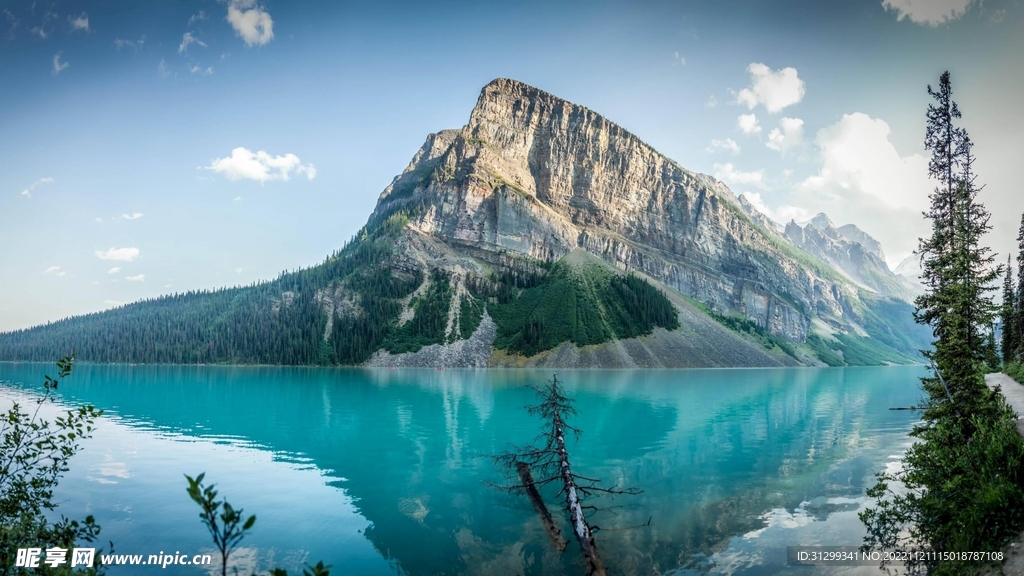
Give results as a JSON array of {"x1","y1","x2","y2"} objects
[
  {"x1": 104, "y1": 300, "x2": 124, "y2": 307},
  {"x1": 178, "y1": 31, "x2": 207, "y2": 54},
  {"x1": 190, "y1": 65, "x2": 214, "y2": 75},
  {"x1": 107, "y1": 267, "x2": 121, "y2": 274},
  {"x1": 43, "y1": 266, "x2": 66, "y2": 276},
  {"x1": 766, "y1": 117, "x2": 804, "y2": 153},
  {"x1": 792, "y1": 112, "x2": 932, "y2": 265},
  {"x1": 741, "y1": 192, "x2": 772, "y2": 216},
  {"x1": 707, "y1": 138, "x2": 741, "y2": 154},
  {"x1": 706, "y1": 95, "x2": 718, "y2": 108},
  {"x1": 736, "y1": 63, "x2": 805, "y2": 113},
  {"x1": 120, "y1": 212, "x2": 144, "y2": 220},
  {"x1": 775, "y1": 205, "x2": 813, "y2": 223},
  {"x1": 235, "y1": 268, "x2": 243, "y2": 273},
  {"x1": 69, "y1": 12, "x2": 89, "y2": 32},
  {"x1": 882, "y1": 0, "x2": 975, "y2": 25},
  {"x1": 95, "y1": 217, "x2": 103, "y2": 222},
  {"x1": 749, "y1": 192, "x2": 811, "y2": 222},
  {"x1": 189, "y1": 10, "x2": 208, "y2": 26},
  {"x1": 227, "y1": 0, "x2": 274, "y2": 47},
  {"x1": 737, "y1": 113, "x2": 761, "y2": 135},
  {"x1": 125, "y1": 274, "x2": 145, "y2": 282},
  {"x1": 233, "y1": 196, "x2": 242, "y2": 201},
  {"x1": 741, "y1": 192, "x2": 812, "y2": 224},
  {"x1": 205, "y1": 148, "x2": 317, "y2": 183},
  {"x1": 20, "y1": 177, "x2": 53, "y2": 198},
  {"x1": 52, "y1": 52, "x2": 69, "y2": 75},
  {"x1": 713, "y1": 163, "x2": 764, "y2": 187},
  {"x1": 158, "y1": 59, "x2": 172, "y2": 79},
  {"x1": 674, "y1": 51, "x2": 686, "y2": 66},
  {"x1": 95, "y1": 247, "x2": 140, "y2": 262}
]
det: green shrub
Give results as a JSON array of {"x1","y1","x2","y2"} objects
[
  {"x1": 861, "y1": 388, "x2": 1024, "y2": 575},
  {"x1": 1004, "y1": 361, "x2": 1024, "y2": 384}
]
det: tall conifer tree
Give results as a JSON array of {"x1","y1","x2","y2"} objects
[
  {"x1": 914, "y1": 71, "x2": 985, "y2": 412},
  {"x1": 1001, "y1": 254, "x2": 1018, "y2": 364},
  {"x1": 1017, "y1": 214, "x2": 1024, "y2": 360}
]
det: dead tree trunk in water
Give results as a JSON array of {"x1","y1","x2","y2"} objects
[
  {"x1": 549, "y1": 385, "x2": 606, "y2": 576},
  {"x1": 492, "y1": 374, "x2": 639, "y2": 576},
  {"x1": 516, "y1": 461, "x2": 567, "y2": 552}
]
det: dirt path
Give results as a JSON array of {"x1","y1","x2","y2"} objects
[{"x1": 984, "y1": 373, "x2": 1024, "y2": 576}]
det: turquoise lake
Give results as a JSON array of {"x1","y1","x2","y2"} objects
[{"x1": 0, "y1": 364, "x2": 927, "y2": 575}]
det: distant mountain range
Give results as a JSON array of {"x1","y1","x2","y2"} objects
[{"x1": 0, "y1": 79, "x2": 931, "y2": 367}]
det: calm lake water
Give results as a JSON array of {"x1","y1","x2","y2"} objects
[{"x1": 0, "y1": 364, "x2": 926, "y2": 576}]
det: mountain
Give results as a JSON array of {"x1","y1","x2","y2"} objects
[
  {"x1": 0, "y1": 79, "x2": 931, "y2": 367},
  {"x1": 895, "y1": 254, "x2": 926, "y2": 294},
  {"x1": 782, "y1": 213, "x2": 917, "y2": 302}
]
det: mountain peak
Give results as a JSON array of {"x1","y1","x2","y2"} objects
[{"x1": 807, "y1": 213, "x2": 834, "y2": 230}]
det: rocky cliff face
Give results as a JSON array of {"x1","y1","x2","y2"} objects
[{"x1": 371, "y1": 79, "x2": 881, "y2": 343}]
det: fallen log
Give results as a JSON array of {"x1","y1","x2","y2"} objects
[{"x1": 516, "y1": 461, "x2": 567, "y2": 552}]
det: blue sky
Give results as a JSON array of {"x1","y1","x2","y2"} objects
[{"x1": 2, "y1": 0, "x2": 1022, "y2": 331}]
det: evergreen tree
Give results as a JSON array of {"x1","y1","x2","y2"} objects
[
  {"x1": 951, "y1": 143, "x2": 1000, "y2": 366},
  {"x1": 1001, "y1": 254, "x2": 1018, "y2": 364},
  {"x1": 1017, "y1": 213, "x2": 1024, "y2": 360},
  {"x1": 914, "y1": 71, "x2": 986, "y2": 412}
]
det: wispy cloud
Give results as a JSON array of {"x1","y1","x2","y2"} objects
[
  {"x1": 52, "y1": 52, "x2": 69, "y2": 75},
  {"x1": 713, "y1": 163, "x2": 765, "y2": 187},
  {"x1": 707, "y1": 138, "x2": 741, "y2": 154},
  {"x1": 205, "y1": 148, "x2": 316, "y2": 183},
  {"x1": 706, "y1": 95, "x2": 718, "y2": 108},
  {"x1": 20, "y1": 177, "x2": 53, "y2": 198},
  {"x1": 43, "y1": 265, "x2": 66, "y2": 277},
  {"x1": 120, "y1": 212, "x2": 144, "y2": 220},
  {"x1": 158, "y1": 59, "x2": 172, "y2": 79},
  {"x1": 736, "y1": 63, "x2": 805, "y2": 113},
  {"x1": 178, "y1": 31, "x2": 207, "y2": 54},
  {"x1": 107, "y1": 267, "x2": 121, "y2": 274},
  {"x1": 114, "y1": 36, "x2": 145, "y2": 51},
  {"x1": 190, "y1": 65, "x2": 213, "y2": 75},
  {"x1": 227, "y1": 0, "x2": 274, "y2": 46},
  {"x1": 95, "y1": 247, "x2": 140, "y2": 262},
  {"x1": 188, "y1": 10, "x2": 208, "y2": 26},
  {"x1": 125, "y1": 274, "x2": 145, "y2": 282},
  {"x1": 673, "y1": 51, "x2": 686, "y2": 66}
]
